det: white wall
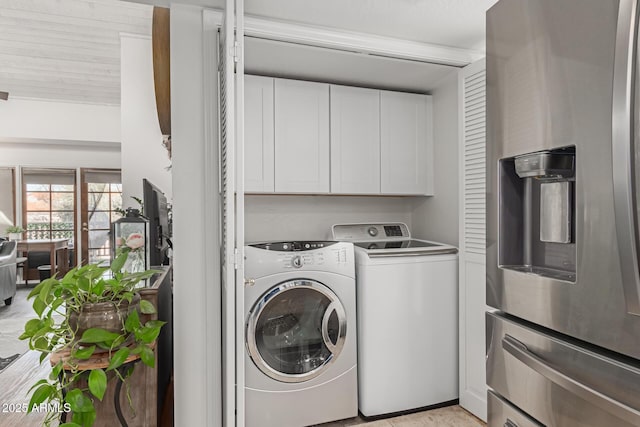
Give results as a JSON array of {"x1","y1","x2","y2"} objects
[
  {"x1": 120, "y1": 33, "x2": 172, "y2": 207},
  {"x1": 0, "y1": 142, "x2": 120, "y2": 169},
  {"x1": 170, "y1": 5, "x2": 221, "y2": 426},
  {"x1": 0, "y1": 98, "x2": 120, "y2": 143},
  {"x1": 0, "y1": 90, "x2": 121, "y2": 182},
  {"x1": 245, "y1": 195, "x2": 415, "y2": 242},
  {"x1": 0, "y1": 93, "x2": 122, "y2": 265},
  {"x1": 411, "y1": 72, "x2": 459, "y2": 246}
]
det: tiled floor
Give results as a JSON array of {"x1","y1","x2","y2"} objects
[{"x1": 319, "y1": 406, "x2": 486, "y2": 427}]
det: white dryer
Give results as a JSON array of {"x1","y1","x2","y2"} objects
[
  {"x1": 333, "y1": 223, "x2": 459, "y2": 418},
  {"x1": 244, "y1": 241, "x2": 358, "y2": 427}
]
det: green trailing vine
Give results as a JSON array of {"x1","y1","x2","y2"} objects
[{"x1": 19, "y1": 252, "x2": 165, "y2": 427}]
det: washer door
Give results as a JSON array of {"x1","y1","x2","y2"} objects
[{"x1": 246, "y1": 279, "x2": 347, "y2": 383}]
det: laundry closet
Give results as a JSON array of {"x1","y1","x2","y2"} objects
[
  {"x1": 236, "y1": 20, "x2": 486, "y2": 416},
  {"x1": 209, "y1": 6, "x2": 487, "y2": 426}
]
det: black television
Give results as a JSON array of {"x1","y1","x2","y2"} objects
[{"x1": 143, "y1": 179, "x2": 170, "y2": 266}]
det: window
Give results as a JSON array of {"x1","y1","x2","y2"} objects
[
  {"x1": 22, "y1": 169, "x2": 76, "y2": 244},
  {"x1": 82, "y1": 169, "x2": 122, "y2": 265}
]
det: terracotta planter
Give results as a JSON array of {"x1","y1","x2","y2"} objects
[{"x1": 68, "y1": 293, "x2": 140, "y2": 351}]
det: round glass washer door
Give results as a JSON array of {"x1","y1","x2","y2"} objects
[{"x1": 246, "y1": 279, "x2": 347, "y2": 383}]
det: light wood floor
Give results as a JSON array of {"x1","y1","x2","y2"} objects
[
  {"x1": 318, "y1": 405, "x2": 485, "y2": 427},
  {"x1": 0, "y1": 350, "x2": 52, "y2": 426},
  {"x1": 1, "y1": 352, "x2": 485, "y2": 427}
]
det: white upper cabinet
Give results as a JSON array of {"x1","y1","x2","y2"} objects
[
  {"x1": 380, "y1": 91, "x2": 433, "y2": 195},
  {"x1": 274, "y1": 79, "x2": 330, "y2": 193},
  {"x1": 244, "y1": 75, "x2": 275, "y2": 192},
  {"x1": 330, "y1": 85, "x2": 381, "y2": 194},
  {"x1": 244, "y1": 75, "x2": 434, "y2": 196}
]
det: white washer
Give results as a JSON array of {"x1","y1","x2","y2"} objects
[
  {"x1": 244, "y1": 241, "x2": 358, "y2": 427},
  {"x1": 332, "y1": 223, "x2": 459, "y2": 418}
]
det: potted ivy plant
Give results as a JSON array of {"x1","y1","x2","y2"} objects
[
  {"x1": 19, "y1": 251, "x2": 165, "y2": 427},
  {"x1": 6, "y1": 225, "x2": 24, "y2": 241}
]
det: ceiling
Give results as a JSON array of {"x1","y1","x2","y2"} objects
[
  {"x1": 244, "y1": 38, "x2": 455, "y2": 94},
  {"x1": 140, "y1": 0, "x2": 498, "y2": 52},
  {"x1": 0, "y1": 0, "x2": 498, "y2": 105},
  {"x1": 244, "y1": 0, "x2": 499, "y2": 52},
  {"x1": 0, "y1": 0, "x2": 151, "y2": 105}
]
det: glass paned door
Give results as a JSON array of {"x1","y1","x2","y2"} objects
[
  {"x1": 0, "y1": 168, "x2": 16, "y2": 230},
  {"x1": 247, "y1": 279, "x2": 346, "y2": 383},
  {"x1": 80, "y1": 169, "x2": 122, "y2": 265}
]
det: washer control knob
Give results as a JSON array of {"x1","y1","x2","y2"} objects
[
  {"x1": 292, "y1": 256, "x2": 303, "y2": 268},
  {"x1": 282, "y1": 243, "x2": 289, "y2": 250},
  {"x1": 305, "y1": 243, "x2": 311, "y2": 249},
  {"x1": 368, "y1": 227, "x2": 378, "y2": 237}
]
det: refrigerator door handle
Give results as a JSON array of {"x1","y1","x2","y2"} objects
[
  {"x1": 612, "y1": 0, "x2": 640, "y2": 315},
  {"x1": 502, "y1": 335, "x2": 640, "y2": 425}
]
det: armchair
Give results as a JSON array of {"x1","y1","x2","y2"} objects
[{"x1": 0, "y1": 240, "x2": 17, "y2": 305}]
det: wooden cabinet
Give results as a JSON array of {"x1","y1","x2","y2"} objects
[
  {"x1": 50, "y1": 267, "x2": 173, "y2": 427},
  {"x1": 274, "y1": 79, "x2": 330, "y2": 193},
  {"x1": 244, "y1": 75, "x2": 275, "y2": 192},
  {"x1": 380, "y1": 91, "x2": 433, "y2": 195},
  {"x1": 330, "y1": 85, "x2": 380, "y2": 194}
]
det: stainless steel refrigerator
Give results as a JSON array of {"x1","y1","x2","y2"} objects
[{"x1": 486, "y1": 0, "x2": 640, "y2": 426}]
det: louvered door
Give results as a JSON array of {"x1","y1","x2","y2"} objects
[
  {"x1": 218, "y1": 0, "x2": 245, "y2": 425},
  {"x1": 219, "y1": 9, "x2": 235, "y2": 426},
  {"x1": 458, "y1": 58, "x2": 487, "y2": 421}
]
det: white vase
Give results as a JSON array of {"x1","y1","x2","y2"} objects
[
  {"x1": 123, "y1": 250, "x2": 145, "y2": 273},
  {"x1": 8, "y1": 233, "x2": 21, "y2": 241}
]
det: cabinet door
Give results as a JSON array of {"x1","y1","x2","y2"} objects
[
  {"x1": 380, "y1": 91, "x2": 433, "y2": 195},
  {"x1": 244, "y1": 75, "x2": 274, "y2": 192},
  {"x1": 274, "y1": 79, "x2": 330, "y2": 193},
  {"x1": 330, "y1": 85, "x2": 380, "y2": 194}
]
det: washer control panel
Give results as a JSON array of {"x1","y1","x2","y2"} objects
[
  {"x1": 332, "y1": 223, "x2": 411, "y2": 242},
  {"x1": 283, "y1": 250, "x2": 326, "y2": 269},
  {"x1": 244, "y1": 241, "x2": 354, "y2": 278},
  {"x1": 291, "y1": 255, "x2": 303, "y2": 268},
  {"x1": 250, "y1": 241, "x2": 336, "y2": 252}
]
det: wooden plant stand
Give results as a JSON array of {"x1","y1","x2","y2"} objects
[{"x1": 50, "y1": 343, "x2": 156, "y2": 427}]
